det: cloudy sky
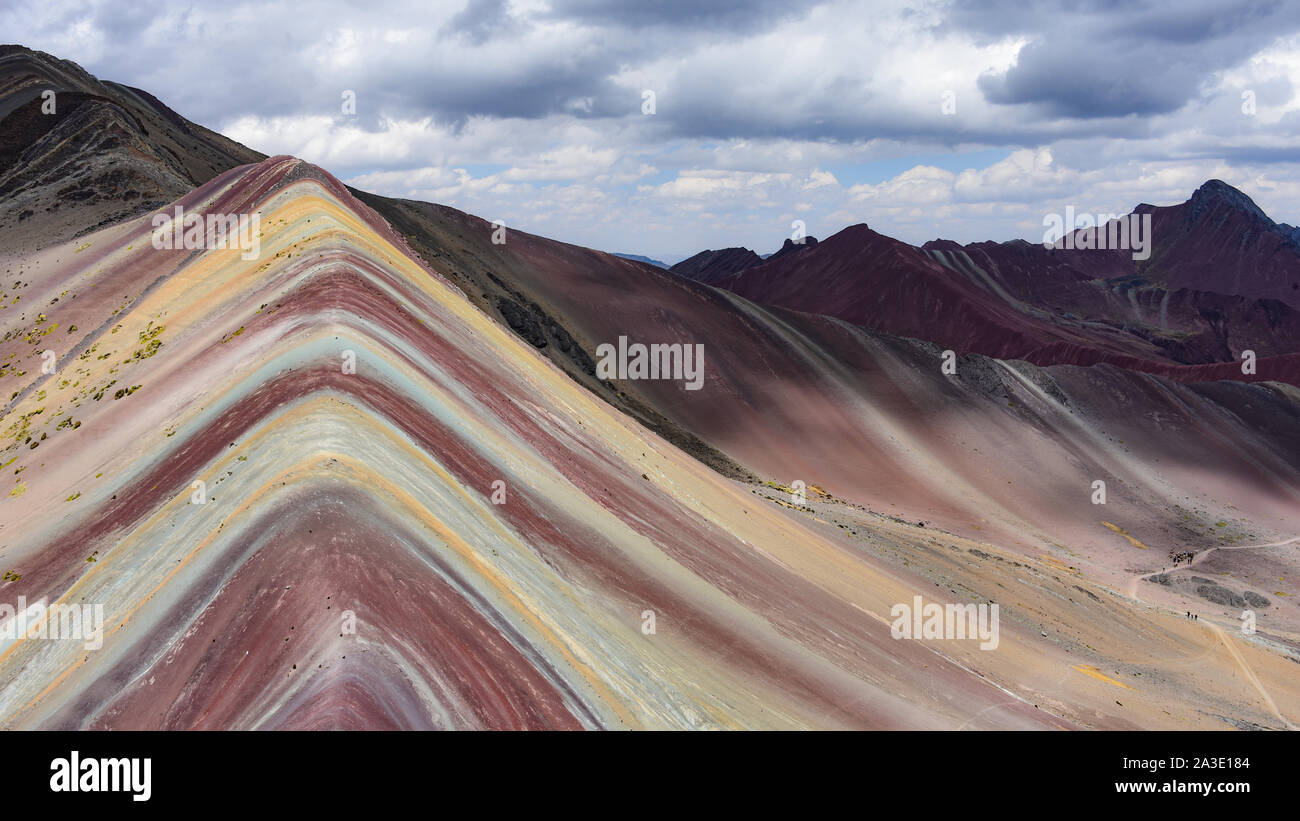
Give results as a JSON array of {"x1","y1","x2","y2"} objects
[{"x1": 7, "y1": 0, "x2": 1300, "y2": 261}]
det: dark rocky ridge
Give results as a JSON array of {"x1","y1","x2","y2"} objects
[
  {"x1": 669, "y1": 246, "x2": 763, "y2": 284},
  {"x1": 0, "y1": 45, "x2": 264, "y2": 250}
]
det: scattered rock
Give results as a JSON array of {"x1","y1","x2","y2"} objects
[
  {"x1": 1243, "y1": 591, "x2": 1270, "y2": 608},
  {"x1": 1196, "y1": 584, "x2": 1246, "y2": 608}
]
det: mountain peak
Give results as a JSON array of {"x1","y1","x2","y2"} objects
[
  {"x1": 668, "y1": 246, "x2": 762, "y2": 284},
  {"x1": 1186, "y1": 179, "x2": 1270, "y2": 224},
  {"x1": 767, "y1": 234, "x2": 818, "y2": 261}
]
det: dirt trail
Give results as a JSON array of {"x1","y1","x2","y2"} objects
[
  {"x1": 1203, "y1": 618, "x2": 1298, "y2": 730},
  {"x1": 1122, "y1": 536, "x2": 1298, "y2": 729},
  {"x1": 1124, "y1": 536, "x2": 1298, "y2": 600}
]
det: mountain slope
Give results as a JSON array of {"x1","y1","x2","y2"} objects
[
  {"x1": 612, "y1": 253, "x2": 668, "y2": 268},
  {"x1": 712, "y1": 222, "x2": 1300, "y2": 384},
  {"x1": 1046, "y1": 181, "x2": 1300, "y2": 308},
  {"x1": 923, "y1": 237, "x2": 1300, "y2": 365},
  {"x1": 0, "y1": 45, "x2": 265, "y2": 249},
  {"x1": 669, "y1": 246, "x2": 763, "y2": 284}
]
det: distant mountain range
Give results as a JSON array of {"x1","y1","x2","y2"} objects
[
  {"x1": 669, "y1": 236, "x2": 819, "y2": 284},
  {"x1": 611, "y1": 253, "x2": 669, "y2": 269},
  {"x1": 663, "y1": 183, "x2": 1300, "y2": 383}
]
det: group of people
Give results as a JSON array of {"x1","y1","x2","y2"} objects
[{"x1": 1168, "y1": 548, "x2": 1195, "y2": 567}]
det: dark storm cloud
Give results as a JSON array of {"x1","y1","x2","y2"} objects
[
  {"x1": 9, "y1": 0, "x2": 1298, "y2": 155},
  {"x1": 957, "y1": 0, "x2": 1300, "y2": 117},
  {"x1": 419, "y1": 0, "x2": 822, "y2": 123},
  {"x1": 976, "y1": 39, "x2": 1199, "y2": 117},
  {"x1": 443, "y1": 0, "x2": 527, "y2": 44},
  {"x1": 378, "y1": 59, "x2": 630, "y2": 125},
  {"x1": 91, "y1": 2, "x2": 158, "y2": 39},
  {"x1": 545, "y1": 0, "x2": 813, "y2": 31},
  {"x1": 646, "y1": 75, "x2": 1156, "y2": 147}
]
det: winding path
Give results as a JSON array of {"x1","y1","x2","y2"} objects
[{"x1": 1123, "y1": 536, "x2": 1298, "y2": 730}]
